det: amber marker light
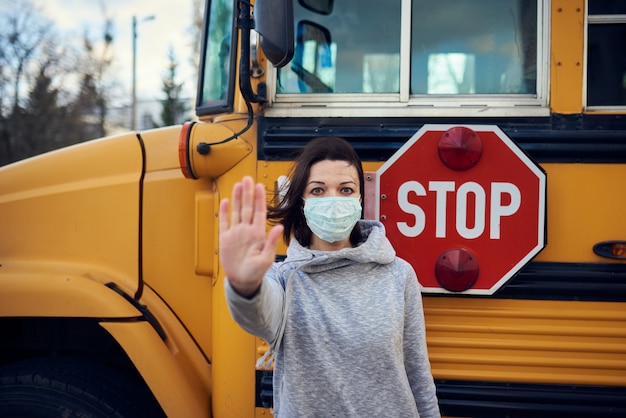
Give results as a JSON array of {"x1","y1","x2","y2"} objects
[
  {"x1": 438, "y1": 126, "x2": 483, "y2": 171},
  {"x1": 593, "y1": 241, "x2": 626, "y2": 260},
  {"x1": 435, "y1": 248, "x2": 480, "y2": 292}
]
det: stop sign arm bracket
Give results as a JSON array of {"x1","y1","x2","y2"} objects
[{"x1": 363, "y1": 171, "x2": 378, "y2": 220}]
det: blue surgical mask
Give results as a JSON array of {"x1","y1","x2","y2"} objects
[{"x1": 303, "y1": 197, "x2": 362, "y2": 243}]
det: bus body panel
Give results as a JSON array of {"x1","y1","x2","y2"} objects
[
  {"x1": 0, "y1": 264, "x2": 141, "y2": 318},
  {"x1": 101, "y1": 321, "x2": 211, "y2": 417},
  {"x1": 550, "y1": 0, "x2": 585, "y2": 114},
  {"x1": 0, "y1": 132, "x2": 144, "y2": 298}
]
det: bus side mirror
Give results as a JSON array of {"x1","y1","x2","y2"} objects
[{"x1": 254, "y1": 0, "x2": 294, "y2": 67}]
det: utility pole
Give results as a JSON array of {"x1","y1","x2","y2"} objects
[{"x1": 131, "y1": 15, "x2": 155, "y2": 130}]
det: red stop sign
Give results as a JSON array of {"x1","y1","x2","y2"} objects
[{"x1": 376, "y1": 125, "x2": 546, "y2": 294}]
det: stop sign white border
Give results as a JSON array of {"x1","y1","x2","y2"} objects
[{"x1": 376, "y1": 124, "x2": 547, "y2": 295}]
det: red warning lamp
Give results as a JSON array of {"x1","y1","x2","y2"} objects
[
  {"x1": 438, "y1": 127, "x2": 483, "y2": 171},
  {"x1": 178, "y1": 121, "x2": 195, "y2": 179},
  {"x1": 435, "y1": 248, "x2": 479, "y2": 292}
]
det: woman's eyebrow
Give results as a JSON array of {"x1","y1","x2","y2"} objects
[{"x1": 306, "y1": 180, "x2": 357, "y2": 186}]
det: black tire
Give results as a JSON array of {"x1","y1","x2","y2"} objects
[{"x1": 0, "y1": 356, "x2": 165, "y2": 418}]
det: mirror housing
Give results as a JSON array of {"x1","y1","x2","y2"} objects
[
  {"x1": 299, "y1": 0, "x2": 333, "y2": 15},
  {"x1": 254, "y1": 0, "x2": 294, "y2": 67}
]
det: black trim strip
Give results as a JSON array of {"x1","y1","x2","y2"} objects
[
  {"x1": 254, "y1": 370, "x2": 626, "y2": 416},
  {"x1": 258, "y1": 114, "x2": 626, "y2": 163},
  {"x1": 105, "y1": 282, "x2": 167, "y2": 340},
  {"x1": 489, "y1": 261, "x2": 626, "y2": 302},
  {"x1": 255, "y1": 370, "x2": 274, "y2": 409},
  {"x1": 274, "y1": 259, "x2": 626, "y2": 302},
  {"x1": 436, "y1": 379, "x2": 626, "y2": 418},
  {"x1": 422, "y1": 261, "x2": 626, "y2": 302},
  {"x1": 135, "y1": 133, "x2": 147, "y2": 300}
]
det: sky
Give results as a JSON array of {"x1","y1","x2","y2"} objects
[{"x1": 35, "y1": 0, "x2": 200, "y2": 106}]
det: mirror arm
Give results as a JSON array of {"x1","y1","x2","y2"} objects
[
  {"x1": 250, "y1": 32, "x2": 265, "y2": 78},
  {"x1": 237, "y1": 1, "x2": 266, "y2": 103}
]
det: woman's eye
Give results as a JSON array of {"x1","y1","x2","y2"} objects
[
  {"x1": 310, "y1": 187, "x2": 324, "y2": 195},
  {"x1": 341, "y1": 187, "x2": 355, "y2": 195}
]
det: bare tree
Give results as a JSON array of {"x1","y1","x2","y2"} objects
[
  {"x1": 0, "y1": 0, "x2": 118, "y2": 166},
  {"x1": 0, "y1": 0, "x2": 55, "y2": 163},
  {"x1": 68, "y1": 14, "x2": 115, "y2": 142},
  {"x1": 3, "y1": 1, "x2": 51, "y2": 111},
  {"x1": 188, "y1": 0, "x2": 205, "y2": 83}
]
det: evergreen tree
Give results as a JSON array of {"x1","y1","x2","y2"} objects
[
  {"x1": 23, "y1": 65, "x2": 64, "y2": 154},
  {"x1": 69, "y1": 73, "x2": 105, "y2": 141},
  {"x1": 159, "y1": 47, "x2": 188, "y2": 127}
]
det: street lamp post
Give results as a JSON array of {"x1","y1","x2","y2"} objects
[{"x1": 131, "y1": 15, "x2": 155, "y2": 131}]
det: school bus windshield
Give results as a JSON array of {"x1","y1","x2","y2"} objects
[{"x1": 198, "y1": 0, "x2": 235, "y2": 111}]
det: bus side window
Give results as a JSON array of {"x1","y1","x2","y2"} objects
[
  {"x1": 410, "y1": 0, "x2": 538, "y2": 96},
  {"x1": 278, "y1": 0, "x2": 402, "y2": 94},
  {"x1": 586, "y1": 2, "x2": 626, "y2": 108}
]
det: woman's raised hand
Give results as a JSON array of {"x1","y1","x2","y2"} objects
[{"x1": 218, "y1": 176, "x2": 284, "y2": 297}]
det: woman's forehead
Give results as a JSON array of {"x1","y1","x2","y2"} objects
[{"x1": 308, "y1": 160, "x2": 359, "y2": 182}]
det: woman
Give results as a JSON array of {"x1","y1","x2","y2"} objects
[{"x1": 219, "y1": 137, "x2": 440, "y2": 417}]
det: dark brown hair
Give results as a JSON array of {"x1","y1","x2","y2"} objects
[{"x1": 268, "y1": 136, "x2": 364, "y2": 247}]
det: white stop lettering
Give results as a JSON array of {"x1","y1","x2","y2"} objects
[{"x1": 396, "y1": 181, "x2": 520, "y2": 239}]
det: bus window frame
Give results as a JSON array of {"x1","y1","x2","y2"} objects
[{"x1": 265, "y1": 0, "x2": 550, "y2": 118}]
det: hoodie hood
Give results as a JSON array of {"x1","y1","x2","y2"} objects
[{"x1": 284, "y1": 220, "x2": 396, "y2": 273}]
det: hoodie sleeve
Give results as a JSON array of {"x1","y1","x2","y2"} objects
[
  {"x1": 224, "y1": 263, "x2": 285, "y2": 345},
  {"x1": 401, "y1": 260, "x2": 441, "y2": 418}
]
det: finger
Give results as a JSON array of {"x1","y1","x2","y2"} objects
[
  {"x1": 230, "y1": 181, "x2": 243, "y2": 224},
  {"x1": 262, "y1": 224, "x2": 284, "y2": 259},
  {"x1": 218, "y1": 198, "x2": 230, "y2": 235},
  {"x1": 240, "y1": 176, "x2": 255, "y2": 224},
  {"x1": 252, "y1": 183, "x2": 268, "y2": 227}
]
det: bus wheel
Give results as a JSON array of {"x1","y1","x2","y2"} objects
[{"x1": 0, "y1": 356, "x2": 165, "y2": 418}]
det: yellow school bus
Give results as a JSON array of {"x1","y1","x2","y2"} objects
[{"x1": 1, "y1": 0, "x2": 625, "y2": 416}]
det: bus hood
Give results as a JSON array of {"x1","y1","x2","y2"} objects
[{"x1": 0, "y1": 131, "x2": 145, "y2": 298}]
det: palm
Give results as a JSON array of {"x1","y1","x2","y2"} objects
[{"x1": 219, "y1": 177, "x2": 283, "y2": 296}]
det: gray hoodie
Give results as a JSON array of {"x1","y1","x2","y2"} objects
[{"x1": 225, "y1": 220, "x2": 440, "y2": 417}]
